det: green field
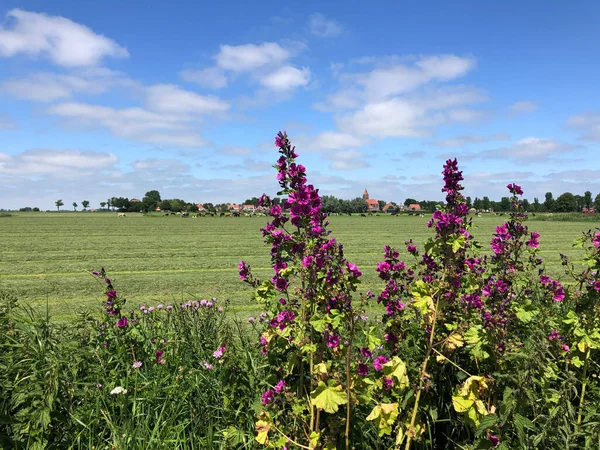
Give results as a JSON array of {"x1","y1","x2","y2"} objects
[{"x1": 0, "y1": 212, "x2": 597, "y2": 320}]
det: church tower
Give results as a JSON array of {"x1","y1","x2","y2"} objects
[{"x1": 363, "y1": 188, "x2": 369, "y2": 200}]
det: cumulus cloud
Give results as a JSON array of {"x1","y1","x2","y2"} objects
[
  {"x1": 216, "y1": 42, "x2": 290, "y2": 72},
  {"x1": 181, "y1": 67, "x2": 227, "y2": 89},
  {"x1": 0, "y1": 9, "x2": 128, "y2": 66},
  {"x1": 481, "y1": 137, "x2": 581, "y2": 160},
  {"x1": 509, "y1": 100, "x2": 538, "y2": 116},
  {"x1": 259, "y1": 66, "x2": 311, "y2": 92},
  {"x1": 566, "y1": 112, "x2": 600, "y2": 142},
  {"x1": 0, "y1": 148, "x2": 118, "y2": 175},
  {"x1": 145, "y1": 84, "x2": 229, "y2": 115},
  {"x1": 308, "y1": 13, "x2": 342, "y2": 37}
]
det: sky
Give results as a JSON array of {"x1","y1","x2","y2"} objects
[{"x1": 1, "y1": 0, "x2": 600, "y2": 209}]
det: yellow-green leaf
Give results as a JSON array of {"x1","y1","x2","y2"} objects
[
  {"x1": 255, "y1": 420, "x2": 270, "y2": 445},
  {"x1": 310, "y1": 380, "x2": 347, "y2": 414},
  {"x1": 383, "y1": 356, "x2": 410, "y2": 389}
]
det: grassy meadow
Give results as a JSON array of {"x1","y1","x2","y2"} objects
[{"x1": 0, "y1": 211, "x2": 597, "y2": 320}]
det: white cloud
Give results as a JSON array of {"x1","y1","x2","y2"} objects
[
  {"x1": 145, "y1": 84, "x2": 229, "y2": 115},
  {"x1": 308, "y1": 13, "x2": 342, "y2": 37},
  {"x1": 181, "y1": 67, "x2": 227, "y2": 89},
  {"x1": 566, "y1": 112, "x2": 600, "y2": 142},
  {"x1": 482, "y1": 137, "x2": 581, "y2": 160},
  {"x1": 323, "y1": 149, "x2": 370, "y2": 171},
  {"x1": 48, "y1": 102, "x2": 209, "y2": 148},
  {"x1": 509, "y1": 100, "x2": 538, "y2": 116},
  {"x1": 259, "y1": 66, "x2": 311, "y2": 92},
  {"x1": 431, "y1": 133, "x2": 510, "y2": 148},
  {"x1": 131, "y1": 158, "x2": 190, "y2": 173},
  {"x1": 0, "y1": 148, "x2": 118, "y2": 175},
  {"x1": 1, "y1": 70, "x2": 133, "y2": 102},
  {"x1": 221, "y1": 146, "x2": 253, "y2": 156},
  {"x1": 0, "y1": 9, "x2": 128, "y2": 66},
  {"x1": 318, "y1": 55, "x2": 476, "y2": 109},
  {"x1": 216, "y1": 42, "x2": 290, "y2": 72}
]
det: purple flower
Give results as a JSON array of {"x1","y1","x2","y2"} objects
[
  {"x1": 248, "y1": 316, "x2": 255, "y2": 323},
  {"x1": 202, "y1": 361, "x2": 213, "y2": 370},
  {"x1": 373, "y1": 356, "x2": 388, "y2": 371},
  {"x1": 346, "y1": 262, "x2": 362, "y2": 278},
  {"x1": 562, "y1": 344, "x2": 570, "y2": 352},
  {"x1": 261, "y1": 389, "x2": 275, "y2": 405},
  {"x1": 359, "y1": 347, "x2": 372, "y2": 358},
  {"x1": 132, "y1": 361, "x2": 142, "y2": 369},
  {"x1": 327, "y1": 333, "x2": 340, "y2": 348},
  {"x1": 507, "y1": 183, "x2": 523, "y2": 196},
  {"x1": 274, "y1": 379, "x2": 286, "y2": 394},
  {"x1": 213, "y1": 346, "x2": 226, "y2": 359},
  {"x1": 488, "y1": 435, "x2": 500, "y2": 448},
  {"x1": 526, "y1": 231, "x2": 540, "y2": 249},
  {"x1": 166, "y1": 305, "x2": 173, "y2": 311},
  {"x1": 116, "y1": 316, "x2": 128, "y2": 329},
  {"x1": 155, "y1": 350, "x2": 165, "y2": 364},
  {"x1": 357, "y1": 363, "x2": 369, "y2": 376},
  {"x1": 548, "y1": 330, "x2": 561, "y2": 341},
  {"x1": 382, "y1": 376, "x2": 393, "y2": 390},
  {"x1": 593, "y1": 232, "x2": 600, "y2": 248}
]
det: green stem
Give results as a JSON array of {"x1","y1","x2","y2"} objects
[
  {"x1": 405, "y1": 296, "x2": 441, "y2": 450},
  {"x1": 577, "y1": 348, "x2": 591, "y2": 424},
  {"x1": 345, "y1": 317, "x2": 355, "y2": 450}
]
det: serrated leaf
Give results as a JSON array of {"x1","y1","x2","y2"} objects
[
  {"x1": 310, "y1": 380, "x2": 347, "y2": 414},
  {"x1": 310, "y1": 316, "x2": 326, "y2": 332},
  {"x1": 452, "y1": 396, "x2": 474, "y2": 413},
  {"x1": 446, "y1": 332, "x2": 464, "y2": 350},
  {"x1": 475, "y1": 413, "x2": 498, "y2": 436}
]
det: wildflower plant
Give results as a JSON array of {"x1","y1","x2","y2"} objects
[{"x1": 241, "y1": 132, "x2": 371, "y2": 449}]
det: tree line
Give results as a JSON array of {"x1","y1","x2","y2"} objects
[{"x1": 469, "y1": 190, "x2": 600, "y2": 212}]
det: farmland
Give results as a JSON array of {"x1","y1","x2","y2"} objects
[{"x1": 0, "y1": 211, "x2": 595, "y2": 320}]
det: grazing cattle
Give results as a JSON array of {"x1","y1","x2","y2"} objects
[
  {"x1": 360, "y1": 213, "x2": 366, "y2": 217},
  {"x1": 117, "y1": 212, "x2": 126, "y2": 217},
  {"x1": 164, "y1": 213, "x2": 170, "y2": 216},
  {"x1": 182, "y1": 212, "x2": 189, "y2": 218}
]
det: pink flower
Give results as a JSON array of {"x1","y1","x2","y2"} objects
[
  {"x1": 213, "y1": 346, "x2": 226, "y2": 359},
  {"x1": 488, "y1": 434, "x2": 500, "y2": 448},
  {"x1": 116, "y1": 317, "x2": 128, "y2": 328},
  {"x1": 562, "y1": 344, "x2": 570, "y2": 352},
  {"x1": 373, "y1": 356, "x2": 388, "y2": 371},
  {"x1": 382, "y1": 376, "x2": 393, "y2": 390},
  {"x1": 274, "y1": 380, "x2": 286, "y2": 394},
  {"x1": 593, "y1": 232, "x2": 600, "y2": 248},
  {"x1": 261, "y1": 389, "x2": 275, "y2": 405},
  {"x1": 132, "y1": 361, "x2": 142, "y2": 369},
  {"x1": 346, "y1": 262, "x2": 362, "y2": 278},
  {"x1": 357, "y1": 364, "x2": 369, "y2": 376}
]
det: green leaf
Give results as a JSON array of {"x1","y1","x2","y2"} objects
[
  {"x1": 310, "y1": 316, "x2": 326, "y2": 332},
  {"x1": 310, "y1": 380, "x2": 347, "y2": 414},
  {"x1": 475, "y1": 413, "x2": 498, "y2": 436},
  {"x1": 382, "y1": 356, "x2": 410, "y2": 389},
  {"x1": 515, "y1": 303, "x2": 539, "y2": 324}
]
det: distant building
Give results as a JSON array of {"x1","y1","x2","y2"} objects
[
  {"x1": 408, "y1": 204, "x2": 421, "y2": 211},
  {"x1": 196, "y1": 204, "x2": 206, "y2": 212},
  {"x1": 383, "y1": 202, "x2": 397, "y2": 213},
  {"x1": 242, "y1": 204, "x2": 256, "y2": 213},
  {"x1": 363, "y1": 189, "x2": 380, "y2": 212}
]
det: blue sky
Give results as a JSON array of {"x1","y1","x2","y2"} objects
[{"x1": 1, "y1": 0, "x2": 599, "y2": 209}]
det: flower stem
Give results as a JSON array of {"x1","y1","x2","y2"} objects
[{"x1": 577, "y1": 348, "x2": 591, "y2": 424}]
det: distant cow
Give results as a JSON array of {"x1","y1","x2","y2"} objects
[{"x1": 117, "y1": 213, "x2": 126, "y2": 217}]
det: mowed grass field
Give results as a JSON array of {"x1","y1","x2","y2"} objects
[{"x1": 0, "y1": 212, "x2": 597, "y2": 320}]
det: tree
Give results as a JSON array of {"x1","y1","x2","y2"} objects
[
  {"x1": 554, "y1": 192, "x2": 577, "y2": 212},
  {"x1": 404, "y1": 198, "x2": 418, "y2": 207},
  {"x1": 100, "y1": 202, "x2": 106, "y2": 209},
  {"x1": 55, "y1": 199, "x2": 64, "y2": 211},
  {"x1": 82, "y1": 200, "x2": 90, "y2": 211},
  {"x1": 522, "y1": 199, "x2": 530, "y2": 211},
  {"x1": 481, "y1": 196, "x2": 491, "y2": 211},
  {"x1": 574, "y1": 195, "x2": 584, "y2": 211},
  {"x1": 377, "y1": 200, "x2": 386, "y2": 210},
  {"x1": 595, "y1": 193, "x2": 600, "y2": 211},
  {"x1": 170, "y1": 199, "x2": 182, "y2": 212},
  {"x1": 106, "y1": 198, "x2": 112, "y2": 211},
  {"x1": 160, "y1": 200, "x2": 172, "y2": 211},
  {"x1": 243, "y1": 197, "x2": 260, "y2": 206},
  {"x1": 532, "y1": 197, "x2": 540, "y2": 212},
  {"x1": 544, "y1": 192, "x2": 554, "y2": 212},
  {"x1": 473, "y1": 197, "x2": 482, "y2": 210},
  {"x1": 466, "y1": 196, "x2": 472, "y2": 208},
  {"x1": 142, "y1": 190, "x2": 161, "y2": 211},
  {"x1": 584, "y1": 191, "x2": 593, "y2": 209},
  {"x1": 72, "y1": 202, "x2": 77, "y2": 211},
  {"x1": 499, "y1": 197, "x2": 511, "y2": 211}
]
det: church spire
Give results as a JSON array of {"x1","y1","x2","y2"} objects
[{"x1": 363, "y1": 188, "x2": 369, "y2": 200}]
